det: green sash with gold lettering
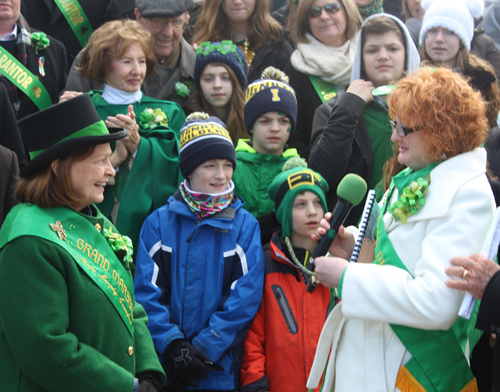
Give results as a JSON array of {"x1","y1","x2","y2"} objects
[
  {"x1": 373, "y1": 165, "x2": 477, "y2": 392},
  {"x1": 308, "y1": 75, "x2": 338, "y2": 103},
  {"x1": 0, "y1": 47, "x2": 52, "y2": 110},
  {"x1": 54, "y1": 0, "x2": 93, "y2": 47},
  {"x1": 0, "y1": 203, "x2": 135, "y2": 337}
]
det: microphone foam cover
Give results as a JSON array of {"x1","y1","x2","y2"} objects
[{"x1": 337, "y1": 174, "x2": 367, "y2": 206}]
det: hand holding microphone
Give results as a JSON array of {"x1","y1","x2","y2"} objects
[{"x1": 307, "y1": 174, "x2": 367, "y2": 291}]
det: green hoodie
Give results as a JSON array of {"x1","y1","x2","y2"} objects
[{"x1": 233, "y1": 139, "x2": 299, "y2": 218}]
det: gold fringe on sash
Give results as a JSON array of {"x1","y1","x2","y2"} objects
[
  {"x1": 396, "y1": 366, "x2": 427, "y2": 392},
  {"x1": 395, "y1": 366, "x2": 478, "y2": 392}
]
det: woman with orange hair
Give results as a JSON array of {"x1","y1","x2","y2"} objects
[{"x1": 308, "y1": 67, "x2": 495, "y2": 392}]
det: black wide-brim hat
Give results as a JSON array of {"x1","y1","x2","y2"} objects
[{"x1": 19, "y1": 94, "x2": 127, "y2": 178}]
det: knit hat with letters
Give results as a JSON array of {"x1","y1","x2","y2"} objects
[
  {"x1": 244, "y1": 67, "x2": 297, "y2": 136},
  {"x1": 268, "y1": 158, "x2": 329, "y2": 238},
  {"x1": 179, "y1": 112, "x2": 236, "y2": 178}
]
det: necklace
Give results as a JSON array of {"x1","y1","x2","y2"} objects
[
  {"x1": 242, "y1": 39, "x2": 255, "y2": 68},
  {"x1": 284, "y1": 237, "x2": 320, "y2": 286}
]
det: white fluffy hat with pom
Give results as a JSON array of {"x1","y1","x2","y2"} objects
[{"x1": 419, "y1": 0, "x2": 484, "y2": 50}]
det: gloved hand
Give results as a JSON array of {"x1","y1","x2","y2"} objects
[
  {"x1": 138, "y1": 372, "x2": 160, "y2": 392},
  {"x1": 163, "y1": 339, "x2": 221, "y2": 390},
  {"x1": 139, "y1": 380, "x2": 157, "y2": 392}
]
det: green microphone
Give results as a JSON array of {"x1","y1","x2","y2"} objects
[{"x1": 308, "y1": 174, "x2": 367, "y2": 291}]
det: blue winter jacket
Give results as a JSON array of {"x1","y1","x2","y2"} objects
[{"x1": 134, "y1": 191, "x2": 265, "y2": 391}]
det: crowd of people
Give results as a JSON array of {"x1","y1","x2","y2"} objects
[{"x1": 0, "y1": 0, "x2": 500, "y2": 391}]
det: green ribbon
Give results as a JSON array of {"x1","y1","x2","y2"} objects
[
  {"x1": 29, "y1": 120, "x2": 109, "y2": 159},
  {"x1": 387, "y1": 175, "x2": 430, "y2": 224},
  {"x1": 104, "y1": 227, "x2": 134, "y2": 265},
  {"x1": 309, "y1": 75, "x2": 338, "y2": 103},
  {"x1": 139, "y1": 107, "x2": 169, "y2": 130},
  {"x1": 53, "y1": 0, "x2": 94, "y2": 48},
  {"x1": 31, "y1": 32, "x2": 50, "y2": 55},
  {"x1": 174, "y1": 82, "x2": 190, "y2": 98},
  {"x1": 372, "y1": 85, "x2": 396, "y2": 97},
  {"x1": 0, "y1": 46, "x2": 52, "y2": 110}
]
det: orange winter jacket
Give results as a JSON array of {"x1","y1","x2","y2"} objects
[{"x1": 241, "y1": 231, "x2": 331, "y2": 392}]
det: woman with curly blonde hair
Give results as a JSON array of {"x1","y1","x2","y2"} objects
[
  {"x1": 309, "y1": 67, "x2": 495, "y2": 392},
  {"x1": 193, "y1": 0, "x2": 293, "y2": 83}
]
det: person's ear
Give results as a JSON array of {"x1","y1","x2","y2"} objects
[
  {"x1": 51, "y1": 159, "x2": 60, "y2": 176},
  {"x1": 135, "y1": 8, "x2": 141, "y2": 23}
]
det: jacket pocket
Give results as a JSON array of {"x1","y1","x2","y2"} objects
[{"x1": 271, "y1": 284, "x2": 298, "y2": 335}]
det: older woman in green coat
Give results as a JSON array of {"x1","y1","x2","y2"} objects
[
  {"x1": 0, "y1": 94, "x2": 164, "y2": 392},
  {"x1": 60, "y1": 20, "x2": 186, "y2": 252}
]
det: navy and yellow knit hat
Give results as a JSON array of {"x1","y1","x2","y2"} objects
[
  {"x1": 268, "y1": 158, "x2": 329, "y2": 238},
  {"x1": 194, "y1": 41, "x2": 248, "y2": 92},
  {"x1": 244, "y1": 67, "x2": 298, "y2": 136},
  {"x1": 179, "y1": 112, "x2": 236, "y2": 178}
]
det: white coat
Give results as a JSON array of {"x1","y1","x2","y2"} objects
[{"x1": 307, "y1": 148, "x2": 495, "y2": 392}]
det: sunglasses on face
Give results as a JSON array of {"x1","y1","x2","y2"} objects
[
  {"x1": 308, "y1": 3, "x2": 343, "y2": 18},
  {"x1": 390, "y1": 120, "x2": 419, "y2": 137}
]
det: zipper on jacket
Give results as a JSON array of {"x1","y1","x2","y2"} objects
[{"x1": 271, "y1": 285, "x2": 299, "y2": 335}]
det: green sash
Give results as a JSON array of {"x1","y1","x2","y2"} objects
[
  {"x1": 0, "y1": 47, "x2": 52, "y2": 110},
  {"x1": 0, "y1": 204, "x2": 135, "y2": 337},
  {"x1": 374, "y1": 165, "x2": 477, "y2": 392},
  {"x1": 308, "y1": 75, "x2": 338, "y2": 103},
  {"x1": 54, "y1": 0, "x2": 93, "y2": 47}
]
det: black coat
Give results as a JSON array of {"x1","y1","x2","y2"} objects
[
  {"x1": 284, "y1": 62, "x2": 323, "y2": 159},
  {"x1": 14, "y1": 29, "x2": 68, "y2": 120},
  {"x1": 0, "y1": 145, "x2": 18, "y2": 228},
  {"x1": 247, "y1": 37, "x2": 293, "y2": 83},
  {"x1": 476, "y1": 270, "x2": 500, "y2": 391},
  {"x1": 21, "y1": 0, "x2": 112, "y2": 68},
  {"x1": 0, "y1": 83, "x2": 27, "y2": 169},
  {"x1": 308, "y1": 92, "x2": 372, "y2": 226}
]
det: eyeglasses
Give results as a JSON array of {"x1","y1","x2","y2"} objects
[
  {"x1": 308, "y1": 3, "x2": 343, "y2": 18},
  {"x1": 390, "y1": 120, "x2": 419, "y2": 137},
  {"x1": 149, "y1": 18, "x2": 187, "y2": 30}
]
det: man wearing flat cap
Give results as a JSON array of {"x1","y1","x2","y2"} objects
[{"x1": 64, "y1": 0, "x2": 196, "y2": 112}]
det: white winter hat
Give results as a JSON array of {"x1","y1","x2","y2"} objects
[{"x1": 419, "y1": 0, "x2": 484, "y2": 51}]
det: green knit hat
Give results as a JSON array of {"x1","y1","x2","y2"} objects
[{"x1": 268, "y1": 158, "x2": 329, "y2": 238}]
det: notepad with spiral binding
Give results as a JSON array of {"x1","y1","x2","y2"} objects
[{"x1": 350, "y1": 190, "x2": 378, "y2": 263}]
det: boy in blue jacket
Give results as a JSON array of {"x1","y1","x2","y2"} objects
[{"x1": 134, "y1": 112, "x2": 265, "y2": 392}]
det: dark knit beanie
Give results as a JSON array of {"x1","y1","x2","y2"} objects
[
  {"x1": 179, "y1": 112, "x2": 237, "y2": 178},
  {"x1": 194, "y1": 41, "x2": 248, "y2": 92},
  {"x1": 244, "y1": 67, "x2": 297, "y2": 136},
  {"x1": 268, "y1": 158, "x2": 329, "y2": 238}
]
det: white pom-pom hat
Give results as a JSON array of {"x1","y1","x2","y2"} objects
[{"x1": 419, "y1": 0, "x2": 484, "y2": 51}]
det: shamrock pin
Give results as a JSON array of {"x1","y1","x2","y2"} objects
[{"x1": 31, "y1": 32, "x2": 50, "y2": 55}]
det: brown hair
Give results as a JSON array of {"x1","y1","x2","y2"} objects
[
  {"x1": 402, "y1": 0, "x2": 412, "y2": 21},
  {"x1": 420, "y1": 45, "x2": 500, "y2": 129},
  {"x1": 77, "y1": 20, "x2": 157, "y2": 84},
  {"x1": 188, "y1": 62, "x2": 246, "y2": 146},
  {"x1": 15, "y1": 147, "x2": 96, "y2": 208},
  {"x1": 291, "y1": 0, "x2": 362, "y2": 44},
  {"x1": 361, "y1": 16, "x2": 407, "y2": 78},
  {"x1": 193, "y1": 0, "x2": 285, "y2": 51}
]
